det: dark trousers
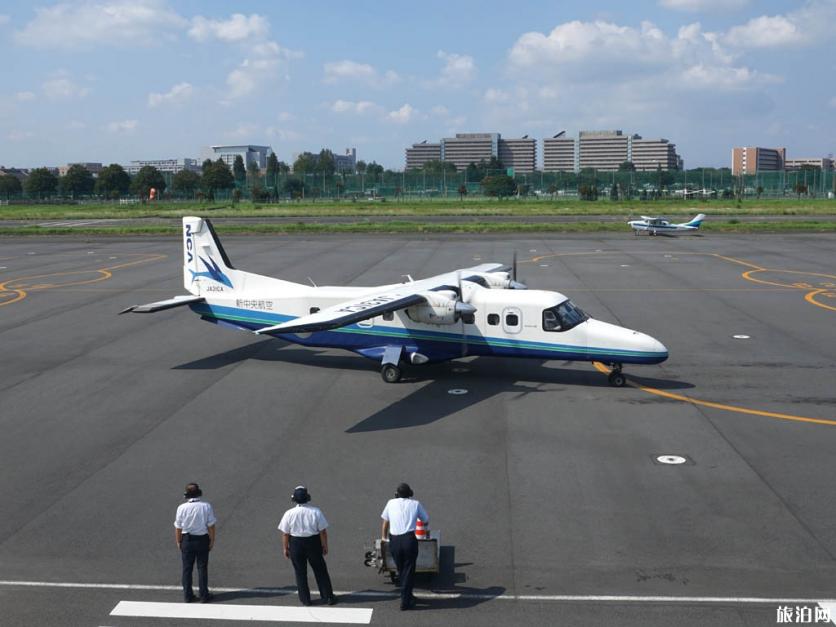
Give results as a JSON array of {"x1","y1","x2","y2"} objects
[
  {"x1": 180, "y1": 534, "x2": 210, "y2": 600},
  {"x1": 389, "y1": 532, "x2": 419, "y2": 608},
  {"x1": 289, "y1": 534, "x2": 333, "y2": 604}
]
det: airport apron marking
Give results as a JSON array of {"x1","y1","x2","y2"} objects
[{"x1": 0, "y1": 253, "x2": 166, "y2": 308}]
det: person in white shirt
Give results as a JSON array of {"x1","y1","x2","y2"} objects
[
  {"x1": 174, "y1": 483, "x2": 217, "y2": 603},
  {"x1": 277, "y1": 486, "x2": 337, "y2": 606},
  {"x1": 381, "y1": 483, "x2": 429, "y2": 611}
]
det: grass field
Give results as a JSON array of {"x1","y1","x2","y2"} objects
[
  {"x1": 1, "y1": 197, "x2": 835, "y2": 220},
  {"x1": 2, "y1": 219, "x2": 835, "y2": 237}
]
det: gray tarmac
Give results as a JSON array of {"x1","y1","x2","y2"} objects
[{"x1": 0, "y1": 232, "x2": 835, "y2": 626}]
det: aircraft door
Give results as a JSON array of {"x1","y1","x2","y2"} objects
[{"x1": 502, "y1": 307, "x2": 522, "y2": 334}]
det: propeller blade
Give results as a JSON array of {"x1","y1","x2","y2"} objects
[
  {"x1": 510, "y1": 250, "x2": 527, "y2": 289},
  {"x1": 458, "y1": 271, "x2": 468, "y2": 358},
  {"x1": 512, "y1": 251, "x2": 517, "y2": 282}
]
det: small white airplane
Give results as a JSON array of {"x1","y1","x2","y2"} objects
[
  {"x1": 628, "y1": 213, "x2": 706, "y2": 236},
  {"x1": 121, "y1": 217, "x2": 668, "y2": 386}
]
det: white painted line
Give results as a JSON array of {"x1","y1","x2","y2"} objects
[
  {"x1": 3, "y1": 580, "x2": 836, "y2": 606},
  {"x1": 733, "y1": 334, "x2": 750, "y2": 339},
  {"x1": 111, "y1": 601, "x2": 372, "y2": 624},
  {"x1": 448, "y1": 388, "x2": 468, "y2": 395},
  {"x1": 657, "y1": 455, "x2": 687, "y2": 465}
]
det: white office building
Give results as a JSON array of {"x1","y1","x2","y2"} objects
[
  {"x1": 210, "y1": 145, "x2": 274, "y2": 170},
  {"x1": 124, "y1": 158, "x2": 201, "y2": 175}
]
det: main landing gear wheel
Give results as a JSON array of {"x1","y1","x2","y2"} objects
[{"x1": 381, "y1": 363, "x2": 402, "y2": 383}]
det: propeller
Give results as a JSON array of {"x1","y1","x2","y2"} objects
[
  {"x1": 509, "y1": 251, "x2": 527, "y2": 289},
  {"x1": 455, "y1": 270, "x2": 476, "y2": 357}
]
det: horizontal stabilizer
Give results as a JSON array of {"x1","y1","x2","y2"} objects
[{"x1": 120, "y1": 295, "x2": 204, "y2": 314}]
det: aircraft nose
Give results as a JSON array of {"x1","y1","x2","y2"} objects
[{"x1": 643, "y1": 334, "x2": 668, "y2": 362}]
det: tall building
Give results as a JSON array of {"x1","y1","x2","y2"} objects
[
  {"x1": 124, "y1": 158, "x2": 201, "y2": 175},
  {"x1": 578, "y1": 130, "x2": 632, "y2": 171},
  {"x1": 440, "y1": 133, "x2": 499, "y2": 170},
  {"x1": 333, "y1": 148, "x2": 357, "y2": 172},
  {"x1": 210, "y1": 145, "x2": 274, "y2": 169},
  {"x1": 59, "y1": 162, "x2": 103, "y2": 176},
  {"x1": 784, "y1": 157, "x2": 833, "y2": 171},
  {"x1": 731, "y1": 146, "x2": 785, "y2": 175},
  {"x1": 405, "y1": 141, "x2": 441, "y2": 170},
  {"x1": 631, "y1": 138, "x2": 680, "y2": 171},
  {"x1": 543, "y1": 132, "x2": 576, "y2": 172},
  {"x1": 498, "y1": 136, "x2": 536, "y2": 173}
]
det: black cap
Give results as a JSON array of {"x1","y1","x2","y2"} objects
[
  {"x1": 292, "y1": 485, "x2": 310, "y2": 503},
  {"x1": 395, "y1": 483, "x2": 413, "y2": 498}
]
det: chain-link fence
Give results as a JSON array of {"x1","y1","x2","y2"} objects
[{"x1": 3, "y1": 167, "x2": 834, "y2": 203}]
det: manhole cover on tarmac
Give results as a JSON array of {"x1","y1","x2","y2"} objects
[{"x1": 448, "y1": 389, "x2": 468, "y2": 395}]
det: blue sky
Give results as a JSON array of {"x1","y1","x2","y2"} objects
[{"x1": 1, "y1": 0, "x2": 834, "y2": 169}]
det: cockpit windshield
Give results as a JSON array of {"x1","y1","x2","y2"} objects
[{"x1": 542, "y1": 300, "x2": 589, "y2": 332}]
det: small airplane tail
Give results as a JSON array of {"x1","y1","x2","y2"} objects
[
  {"x1": 684, "y1": 213, "x2": 706, "y2": 228},
  {"x1": 182, "y1": 216, "x2": 240, "y2": 295}
]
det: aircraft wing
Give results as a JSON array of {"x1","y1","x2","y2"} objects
[
  {"x1": 640, "y1": 215, "x2": 658, "y2": 221},
  {"x1": 120, "y1": 294, "x2": 204, "y2": 314},
  {"x1": 255, "y1": 262, "x2": 505, "y2": 335}
]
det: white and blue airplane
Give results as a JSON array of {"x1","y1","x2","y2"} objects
[
  {"x1": 121, "y1": 217, "x2": 668, "y2": 386},
  {"x1": 628, "y1": 213, "x2": 706, "y2": 235}
]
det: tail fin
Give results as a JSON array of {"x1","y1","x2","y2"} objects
[
  {"x1": 183, "y1": 217, "x2": 239, "y2": 295},
  {"x1": 685, "y1": 213, "x2": 706, "y2": 228}
]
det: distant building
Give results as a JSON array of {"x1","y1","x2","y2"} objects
[
  {"x1": 333, "y1": 148, "x2": 357, "y2": 172},
  {"x1": 0, "y1": 167, "x2": 30, "y2": 180},
  {"x1": 441, "y1": 133, "x2": 499, "y2": 170},
  {"x1": 124, "y1": 158, "x2": 201, "y2": 175},
  {"x1": 731, "y1": 146, "x2": 785, "y2": 175},
  {"x1": 498, "y1": 136, "x2": 536, "y2": 173},
  {"x1": 542, "y1": 132, "x2": 576, "y2": 172},
  {"x1": 210, "y1": 145, "x2": 274, "y2": 169},
  {"x1": 59, "y1": 162, "x2": 103, "y2": 177},
  {"x1": 784, "y1": 157, "x2": 833, "y2": 171},
  {"x1": 578, "y1": 131, "x2": 632, "y2": 171},
  {"x1": 631, "y1": 138, "x2": 680, "y2": 171},
  {"x1": 405, "y1": 141, "x2": 442, "y2": 170}
]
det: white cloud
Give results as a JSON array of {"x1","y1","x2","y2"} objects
[
  {"x1": 8, "y1": 130, "x2": 34, "y2": 141},
  {"x1": 829, "y1": 96, "x2": 836, "y2": 109},
  {"x1": 0, "y1": 14, "x2": 10, "y2": 25},
  {"x1": 323, "y1": 60, "x2": 400, "y2": 87},
  {"x1": 147, "y1": 82, "x2": 193, "y2": 108},
  {"x1": 15, "y1": 91, "x2": 36, "y2": 101},
  {"x1": 430, "y1": 105, "x2": 449, "y2": 116},
  {"x1": 330, "y1": 99, "x2": 380, "y2": 114},
  {"x1": 188, "y1": 13, "x2": 268, "y2": 43},
  {"x1": 42, "y1": 76, "x2": 90, "y2": 100},
  {"x1": 224, "y1": 123, "x2": 257, "y2": 140},
  {"x1": 15, "y1": 0, "x2": 186, "y2": 49},
  {"x1": 484, "y1": 88, "x2": 510, "y2": 104},
  {"x1": 435, "y1": 50, "x2": 476, "y2": 85},
  {"x1": 106, "y1": 119, "x2": 138, "y2": 133},
  {"x1": 659, "y1": 0, "x2": 749, "y2": 11},
  {"x1": 266, "y1": 127, "x2": 302, "y2": 142},
  {"x1": 680, "y1": 64, "x2": 780, "y2": 89},
  {"x1": 387, "y1": 104, "x2": 416, "y2": 124},
  {"x1": 723, "y1": 1, "x2": 836, "y2": 49},
  {"x1": 67, "y1": 120, "x2": 86, "y2": 130},
  {"x1": 223, "y1": 42, "x2": 297, "y2": 101}
]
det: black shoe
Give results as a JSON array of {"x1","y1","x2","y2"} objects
[
  {"x1": 400, "y1": 597, "x2": 416, "y2": 611},
  {"x1": 300, "y1": 599, "x2": 312, "y2": 607},
  {"x1": 200, "y1": 593, "x2": 214, "y2": 603},
  {"x1": 184, "y1": 596, "x2": 196, "y2": 603},
  {"x1": 326, "y1": 595, "x2": 338, "y2": 605}
]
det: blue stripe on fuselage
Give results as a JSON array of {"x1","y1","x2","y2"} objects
[{"x1": 188, "y1": 302, "x2": 668, "y2": 365}]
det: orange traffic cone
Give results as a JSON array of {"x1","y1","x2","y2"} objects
[{"x1": 415, "y1": 519, "x2": 427, "y2": 540}]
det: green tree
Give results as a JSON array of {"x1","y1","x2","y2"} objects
[
  {"x1": 618, "y1": 161, "x2": 635, "y2": 172},
  {"x1": 130, "y1": 166, "x2": 166, "y2": 198},
  {"x1": 366, "y1": 161, "x2": 384, "y2": 182},
  {"x1": 232, "y1": 155, "x2": 246, "y2": 183},
  {"x1": 201, "y1": 159, "x2": 234, "y2": 198},
  {"x1": 424, "y1": 160, "x2": 457, "y2": 176},
  {"x1": 24, "y1": 168, "x2": 59, "y2": 196},
  {"x1": 293, "y1": 152, "x2": 317, "y2": 174},
  {"x1": 481, "y1": 174, "x2": 516, "y2": 197},
  {"x1": 609, "y1": 183, "x2": 619, "y2": 201},
  {"x1": 266, "y1": 152, "x2": 280, "y2": 179},
  {"x1": 355, "y1": 160, "x2": 367, "y2": 175},
  {"x1": 547, "y1": 183, "x2": 558, "y2": 198},
  {"x1": 0, "y1": 174, "x2": 23, "y2": 196},
  {"x1": 317, "y1": 149, "x2": 336, "y2": 176},
  {"x1": 457, "y1": 184, "x2": 468, "y2": 200},
  {"x1": 283, "y1": 177, "x2": 305, "y2": 199},
  {"x1": 172, "y1": 169, "x2": 201, "y2": 196},
  {"x1": 95, "y1": 164, "x2": 131, "y2": 198},
  {"x1": 578, "y1": 184, "x2": 598, "y2": 201},
  {"x1": 60, "y1": 164, "x2": 95, "y2": 196}
]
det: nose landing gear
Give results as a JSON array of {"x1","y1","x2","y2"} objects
[
  {"x1": 381, "y1": 363, "x2": 402, "y2": 383},
  {"x1": 607, "y1": 363, "x2": 626, "y2": 387}
]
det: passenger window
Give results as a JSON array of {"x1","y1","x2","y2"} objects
[
  {"x1": 309, "y1": 307, "x2": 320, "y2": 314},
  {"x1": 543, "y1": 310, "x2": 561, "y2": 331},
  {"x1": 505, "y1": 313, "x2": 519, "y2": 326},
  {"x1": 382, "y1": 311, "x2": 394, "y2": 321},
  {"x1": 487, "y1": 313, "x2": 499, "y2": 325}
]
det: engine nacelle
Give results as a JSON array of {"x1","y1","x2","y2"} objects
[
  {"x1": 469, "y1": 272, "x2": 527, "y2": 290},
  {"x1": 405, "y1": 291, "x2": 476, "y2": 325}
]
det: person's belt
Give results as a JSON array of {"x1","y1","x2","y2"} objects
[
  {"x1": 389, "y1": 531, "x2": 417, "y2": 537},
  {"x1": 182, "y1": 533, "x2": 209, "y2": 537}
]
